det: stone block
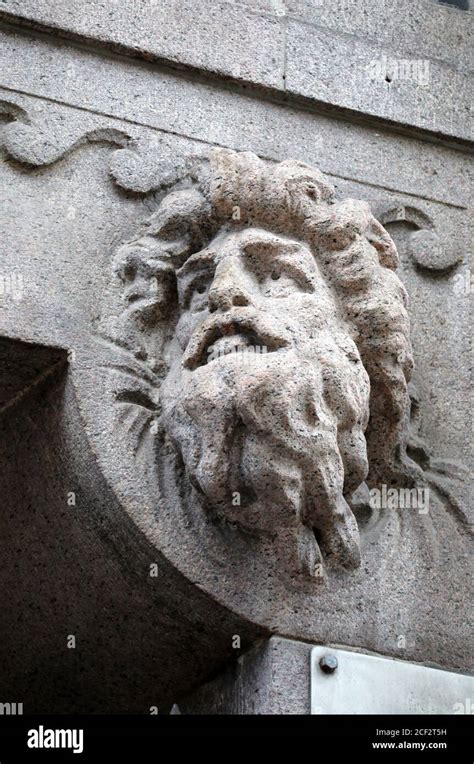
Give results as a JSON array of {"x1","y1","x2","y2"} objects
[
  {"x1": 0, "y1": 0, "x2": 285, "y2": 88},
  {"x1": 285, "y1": 19, "x2": 473, "y2": 141}
]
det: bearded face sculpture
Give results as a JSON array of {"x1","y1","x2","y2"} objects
[{"x1": 110, "y1": 149, "x2": 416, "y2": 579}]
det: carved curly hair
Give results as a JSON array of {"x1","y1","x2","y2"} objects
[{"x1": 113, "y1": 148, "x2": 420, "y2": 489}]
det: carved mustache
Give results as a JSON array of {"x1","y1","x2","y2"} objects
[{"x1": 182, "y1": 308, "x2": 291, "y2": 371}]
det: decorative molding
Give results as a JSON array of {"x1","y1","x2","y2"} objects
[
  {"x1": 0, "y1": 97, "x2": 195, "y2": 193},
  {"x1": 373, "y1": 200, "x2": 462, "y2": 271},
  {"x1": 98, "y1": 147, "x2": 427, "y2": 579}
]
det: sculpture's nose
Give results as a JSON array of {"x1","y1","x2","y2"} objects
[{"x1": 208, "y1": 256, "x2": 253, "y2": 313}]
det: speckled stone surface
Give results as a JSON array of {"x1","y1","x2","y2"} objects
[
  {"x1": 180, "y1": 637, "x2": 313, "y2": 714},
  {"x1": 0, "y1": 0, "x2": 471, "y2": 139}
]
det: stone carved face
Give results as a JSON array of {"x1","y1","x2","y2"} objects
[{"x1": 112, "y1": 149, "x2": 415, "y2": 579}]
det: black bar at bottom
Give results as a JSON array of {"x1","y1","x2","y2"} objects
[{"x1": 0, "y1": 714, "x2": 471, "y2": 760}]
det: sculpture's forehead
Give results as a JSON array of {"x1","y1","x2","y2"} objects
[{"x1": 178, "y1": 226, "x2": 316, "y2": 275}]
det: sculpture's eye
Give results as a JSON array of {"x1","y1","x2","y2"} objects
[
  {"x1": 178, "y1": 268, "x2": 214, "y2": 310},
  {"x1": 242, "y1": 239, "x2": 315, "y2": 296},
  {"x1": 326, "y1": 227, "x2": 356, "y2": 251},
  {"x1": 258, "y1": 263, "x2": 313, "y2": 298},
  {"x1": 187, "y1": 278, "x2": 211, "y2": 312},
  {"x1": 260, "y1": 271, "x2": 303, "y2": 298}
]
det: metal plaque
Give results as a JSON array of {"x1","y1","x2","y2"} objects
[{"x1": 311, "y1": 646, "x2": 474, "y2": 714}]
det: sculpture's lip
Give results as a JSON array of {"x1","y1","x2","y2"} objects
[
  {"x1": 182, "y1": 310, "x2": 290, "y2": 370},
  {"x1": 206, "y1": 332, "x2": 252, "y2": 359}
]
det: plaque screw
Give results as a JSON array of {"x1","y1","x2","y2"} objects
[{"x1": 319, "y1": 655, "x2": 338, "y2": 674}]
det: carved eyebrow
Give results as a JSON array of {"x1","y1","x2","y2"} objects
[
  {"x1": 177, "y1": 248, "x2": 216, "y2": 277},
  {"x1": 277, "y1": 255, "x2": 315, "y2": 291},
  {"x1": 242, "y1": 239, "x2": 316, "y2": 290},
  {"x1": 179, "y1": 271, "x2": 214, "y2": 307},
  {"x1": 177, "y1": 252, "x2": 216, "y2": 307}
]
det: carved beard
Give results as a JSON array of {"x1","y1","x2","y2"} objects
[{"x1": 161, "y1": 336, "x2": 370, "y2": 576}]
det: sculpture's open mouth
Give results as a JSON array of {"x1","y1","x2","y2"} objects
[
  {"x1": 205, "y1": 332, "x2": 252, "y2": 359},
  {"x1": 182, "y1": 311, "x2": 290, "y2": 370}
]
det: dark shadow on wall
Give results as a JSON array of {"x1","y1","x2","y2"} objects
[
  {"x1": 0, "y1": 338, "x2": 265, "y2": 712},
  {"x1": 437, "y1": 0, "x2": 470, "y2": 9}
]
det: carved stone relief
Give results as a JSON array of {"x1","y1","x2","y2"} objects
[
  {"x1": 1, "y1": 99, "x2": 471, "y2": 675},
  {"x1": 95, "y1": 147, "x2": 429, "y2": 580},
  {"x1": 374, "y1": 202, "x2": 462, "y2": 272}
]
